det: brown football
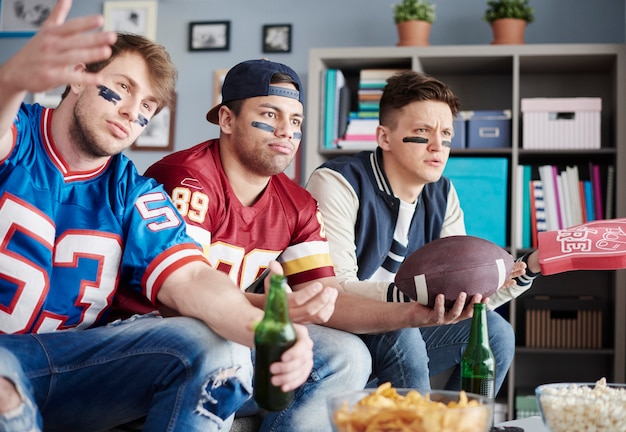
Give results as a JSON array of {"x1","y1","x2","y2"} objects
[{"x1": 394, "y1": 235, "x2": 514, "y2": 308}]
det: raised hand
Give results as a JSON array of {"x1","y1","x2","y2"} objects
[{"x1": 0, "y1": 0, "x2": 117, "y2": 95}]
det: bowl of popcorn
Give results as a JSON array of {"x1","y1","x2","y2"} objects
[
  {"x1": 328, "y1": 382, "x2": 494, "y2": 432},
  {"x1": 536, "y1": 378, "x2": 626, "y2": 432}
]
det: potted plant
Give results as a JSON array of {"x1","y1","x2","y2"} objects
[
  {"x1": 393, "y1": 0, "x2": 436, "y2": 46},
  {"x1": 484, "y1": 0, "x2": 534, "y2": 44}
]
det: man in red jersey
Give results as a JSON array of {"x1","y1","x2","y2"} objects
[{"x1": 143, "y1": 59, "x2": 482, "y2": 431}]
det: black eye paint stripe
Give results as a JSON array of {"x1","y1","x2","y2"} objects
[
  {"x1": 403, "y1": 136, "x2": 452, "y2": 148},
  {"x1": 135, "y1": 114, "x2": 148, "y2": 127},
  {"x1": 251, "y1": 121, "x2": 275, "y2": 133},
  {"x1": 403, "y1": 136, "x2": 429, "y2": 144},
  {"x1": 98, "y1": 85, "x2": 121, "y2": 105},
  {"x1": 252, "y1": 121, "x2": 302, "y2": 140}
]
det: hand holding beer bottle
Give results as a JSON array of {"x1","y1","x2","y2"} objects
[{"x1": 254, "y1": 274, "x2": 297, "y2": 411}]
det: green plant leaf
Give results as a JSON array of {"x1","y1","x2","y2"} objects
[
  {"x1": 484, "y1": 0, "x2": 534, "y2": 23},
  {"x1": 393, "y1": 0, "x2": 436, "y2": 24}
]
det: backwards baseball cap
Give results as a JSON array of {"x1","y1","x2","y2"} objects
[{"x1": 206, "y1": 59, "x2": 304, "y2": 124}]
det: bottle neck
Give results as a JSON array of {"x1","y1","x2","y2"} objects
[
  {"x1": 468, "y1": 303, "x2": 490, "y2": 347},
  {"x1": 263, "y1": 274, "x2": 291, "y2": 323}
]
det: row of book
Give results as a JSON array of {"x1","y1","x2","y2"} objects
[
  {"x1": 323, "y1": 68, "x2": 406, "y2": 150},
  {"x1": 515, "y1": 163, "x2": 614, "y2": 249}
]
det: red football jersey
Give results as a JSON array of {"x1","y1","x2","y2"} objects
[{"x1": 145, "y1": 139, "x2": 335, "y2": 290}]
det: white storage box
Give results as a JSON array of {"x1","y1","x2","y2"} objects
[{"x1": 521, "y1": 97, "x2": 601, "y2": 149}]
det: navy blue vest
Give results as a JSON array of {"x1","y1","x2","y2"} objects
[{"x1": 319, "y1": 148, "x2": 451, "y2": 281}]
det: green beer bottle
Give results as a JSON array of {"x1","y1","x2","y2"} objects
[
  {"x1": 253, "y1": 274, "x2": 297, "y2": 411},
  {"x1": 461, "y1": 302, "x2": 496, "y2": 399}
]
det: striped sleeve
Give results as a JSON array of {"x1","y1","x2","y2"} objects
[{"x1": 487, "y1": 251, "x2": 541, "y2": 310}]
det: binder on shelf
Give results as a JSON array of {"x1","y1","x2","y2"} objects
[
  {"x1": 530, "y1": 179, "x2": 547, "y2": 249},
  {"x1": 583, "y1": 180, "x2": 595, "y2": 221},
  {"x1": 538, "y1": 165, "x2": 560, "y2": 230},
  {"x1": 590, "y1": 163, "x2": 604, "y2": 220},
  {"x1": 556, "y1": 171, "x2": 570, "y2": 229},
  {"x1": 323, "y1": 69, "x2": 337, "y2": 149},
  {"x1": 323, "y1": 69, "x2": 349, "y2": 149},
  {"x1": 515, "y1": 165, "x2": 532, "y2": 249},
  {"x1": 605, "y1": 165, "x2": 615, "y2": 219},
  {"x1": 337, "y1": 85, "x2": 351, "y2": 139},
  {"x1": 444, "y1": 157, "x2": 508, "y2": 247},
  {"x1": 565, "y1": 166, "x2": 583, "y2": 226}
]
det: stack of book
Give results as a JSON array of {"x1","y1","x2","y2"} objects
[{"x1": 334, "y1": 68, "x2": 406, "y2": 151}]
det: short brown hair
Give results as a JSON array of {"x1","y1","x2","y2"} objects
[
  {"x1": 62, "y1": 33, "x2": 177, "y2": 114},
  {"x1": 379, "y1": 70, "x2": 460, "y2": 129}
]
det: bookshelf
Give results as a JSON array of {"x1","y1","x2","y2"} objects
[{"x1": 304, "y1": 44, "x2": 626, "y2": 420}]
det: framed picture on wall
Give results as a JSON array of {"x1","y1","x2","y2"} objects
[
  {"x1": 262, "y1": 24, "x2": 292, "y2": 53},
  {"x1": 103, "y1": 0, "x2": 157, "y2": 41},
  {"x1": 0, "y1": 0, "x2": 57, "y2": 37},
  {"x1": 132, "y1": 94, "x2": 176, "y2": 151},
  {"x1": 189, "y1": 21, "x2": 230, "y2": 52}
]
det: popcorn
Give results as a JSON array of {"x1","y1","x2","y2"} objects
[{"x1": 537, "y1": 378, "x2": 626, "y2": 432}]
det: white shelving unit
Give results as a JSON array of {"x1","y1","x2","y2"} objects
[{"x1": 304, "y1": 43, "x2": 626, "y2": 420}]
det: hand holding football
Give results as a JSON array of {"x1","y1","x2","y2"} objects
[{"x1": 394, "y1": 235, "x2": 514, "y2": 308}]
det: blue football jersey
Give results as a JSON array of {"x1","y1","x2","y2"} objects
[{"x1": 0, "y1": 104, "x2": 205, "y2": 334}]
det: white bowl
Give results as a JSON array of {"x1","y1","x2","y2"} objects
[
  {"x1": 536, "y1": 381, "x2": 626, "y2": 432},
  {"x1": 328, "y1": 388, "x2": 493, "y2": 432}
]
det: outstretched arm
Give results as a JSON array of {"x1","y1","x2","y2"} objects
[
  {"x1": 488, "y1": 250, "x2": 541, "y2": 309},
  {"x1": 0, "y1": 0, "x2": 116, "y2": 159},
  {"x1": 157, "y1": 260, "x2": 314, "y2": 392}
]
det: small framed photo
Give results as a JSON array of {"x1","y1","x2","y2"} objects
[
  {"x1": 0, "y1": 0, "x2": 57, "y2": 37},
  {"x1": 132, "y1": 95, "x2": 176, "y2": 151},
  {"x1": 189, "y1": 21, "x2": 230, "y2": 52},
  {"x1": 32, "y1": 85, "x2": 65, "y2": 108},
  {"x1": 262, "y1": 24, "x2": 292, "y2": 54},
  {"x1": 103, "y1": 1, "x2": 157, "y2": 41}
]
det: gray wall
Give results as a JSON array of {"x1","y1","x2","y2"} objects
[{"x1": 1, "y1": 0, "x2": 625, "y2": 174}]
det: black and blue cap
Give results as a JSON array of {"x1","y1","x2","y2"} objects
[{"x1": 206, "y1": 58, "x2": 304, "y2": 124}]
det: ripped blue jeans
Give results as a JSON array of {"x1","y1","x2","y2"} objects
[{"x1": 0, "y1": 314, "x2": 252, "y2": 432}]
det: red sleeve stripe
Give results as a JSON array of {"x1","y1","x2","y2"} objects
[{"x1": 143, "y1": 244, "x2": 207, "y2": 303}]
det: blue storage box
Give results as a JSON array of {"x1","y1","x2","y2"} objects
[
  {"x1": 443, "y1": 157, "x2": 509, "y2": 247},
  {"x1": 467, "y1": 110, "x2": 511, "y2": 148},
  {"x1": 450, "y1": 111, "x2": 470, "y2": 149}
]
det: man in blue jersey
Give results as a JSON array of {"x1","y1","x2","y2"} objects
[
  {"x1": 0, "y1": 1, "x2": 314, "y2": 431},
  {"x1": 307, "y1": 70, "x2": 542, "y2": 394}
]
